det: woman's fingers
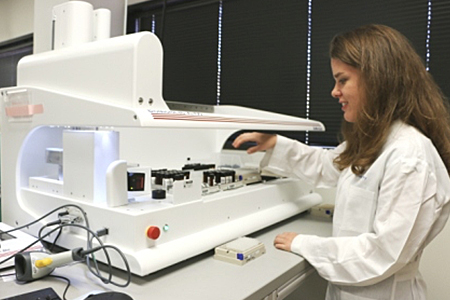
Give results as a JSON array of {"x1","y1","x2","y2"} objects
[
  {"x1": 274, "y1": 232, "x2": 299, "y2": 252},
  {"x1": 232, "y1": 132, "x2": 276, "y2": 153}
]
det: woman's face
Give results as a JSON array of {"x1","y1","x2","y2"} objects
[{"x1": 330, "y1": 59, "x2": 363, "y2": 123}]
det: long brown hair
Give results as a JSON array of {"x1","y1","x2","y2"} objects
[{"x1": 330, "y1": 24, "x2": 450, "y2": 175}]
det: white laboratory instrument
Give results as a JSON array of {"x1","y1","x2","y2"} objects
[{"x1": 0, "y1": 2, "x2": 325, "y2": 277}]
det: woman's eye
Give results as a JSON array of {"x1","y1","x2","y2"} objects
[{"x1": 339, "y1": 78, "x2": 347, "y2": 84}]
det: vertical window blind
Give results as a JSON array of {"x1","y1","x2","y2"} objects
[{"x1": 219, "y1": 0, "x2": 308, "y2": 143}]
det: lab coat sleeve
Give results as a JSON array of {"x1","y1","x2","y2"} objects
[
  {"x1": 260, "y1": 135, "x2": 343, "y2": 188},
  {"x1": 290, "y1": 156, "x2": 447, "y2": 286}
]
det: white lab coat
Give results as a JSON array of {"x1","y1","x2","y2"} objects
[{"x1": 261, "y1": 122, "x2": 450, "y2": 300}]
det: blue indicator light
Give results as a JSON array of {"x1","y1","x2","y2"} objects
[{"x1": 237, "y1": 253, "x2": 244, "y2": 260}]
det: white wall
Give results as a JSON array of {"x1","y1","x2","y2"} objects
[
  {"x1": 127, "y1": 0, "x2": 148, "y2": 5},
  {"x1": 0, "y1": 0, "x2": 34, "y2": 43},
  {"x1": 0, "y1": 0, "x2": 148, "y2": 43},
  {"x1": 421, "y1": 217, "x2": 450, "y2": 300}
]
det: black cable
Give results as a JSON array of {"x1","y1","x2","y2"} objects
[
  {"x1": 38, "y1": 221, "x2": 63, "y2": 252},
  {"x1": 0, "y1": 205, "x2": 131, "y2": 288},
  {"x1": 37, "y1": 223, "x2": 131, "y2": 288},
  {"x1": 85, "y1": 244, "x2": 131, "y2": 288},
  {"x1": 4, "y1": 204, "x2": 89, "y2": 260},
  {"x1": 0, "y1": 203, "x2": 92, "y2": 266},
  {"x1": 40, "y1": 223, "x2": 126, "y2": 286},
  {"x1": 1, "y1": 222, "x2": 131, "y2": 287},
  {"x1": 48, "y1": 274, "x2": 71, "y2": 300},
  {"x1": 0, "y1": 226, "x2": 53, "y2": 267},
  {"x1": 0, "y1": 204, "x2": 88, "y2": 235},
  {"x1": 86, "y1": 235, "x2": 114, "y2": 285},
  {"x1": 49, "y1": 226, "x2": 63, "y2": 252}
]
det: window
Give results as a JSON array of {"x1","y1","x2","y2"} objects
[{"x1": 0, "y1": 34, "x2": 33, "y2": 88}]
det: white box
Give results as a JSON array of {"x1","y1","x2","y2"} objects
[{"x1": 214, "y1": 237, "x2": 266, "y2": 266}]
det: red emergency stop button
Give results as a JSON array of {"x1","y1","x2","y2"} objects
[{"x1": 146, "y1": 226, "x2": 161, "y2": 240}]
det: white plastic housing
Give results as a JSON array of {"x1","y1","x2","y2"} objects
[
  {"x1": 106, "y1": 160, "x2": 128, "y2": 207},
  {"x1": 52, "y1": 1, "x2": 94, "y2": 50},
  {"x1": 63, "y1": 130, "x2": 119, "y2": 203},
  {"x1": 93, "y1": 8, "x2": 111, "y2": 41},
  {"x1": 18, "y1": 32, "x2": 168, "y2": 110}
]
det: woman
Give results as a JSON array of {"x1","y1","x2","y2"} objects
[{"x1": 233, "y1": 24, "x2": 450, "y2": 300}]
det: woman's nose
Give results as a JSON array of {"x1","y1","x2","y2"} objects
[{"x1": 331, "y1": 85, "x2": 340, "y2": 98}]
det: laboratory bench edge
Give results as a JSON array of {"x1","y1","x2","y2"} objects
[{"x1": 0, "y1": 213, "x2": 332, "y2": 300}]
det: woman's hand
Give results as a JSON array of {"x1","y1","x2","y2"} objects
[
  {"x1": 274, "y1": 232, "x2": 299, "y2": 252},
  {"x1": 232, "y1": 132, "x2": 277, "y2": 154}
]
